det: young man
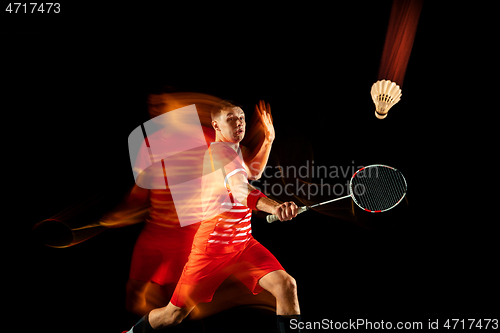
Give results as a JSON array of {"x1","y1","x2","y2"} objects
[
  {"x1": 124, "y1": 101, "x2": 302, "y2": 332},
  {"x1": 103, "y1": 91, "x2": 280, "y2": 317}
]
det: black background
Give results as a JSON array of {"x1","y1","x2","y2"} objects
[{"x1": 3, "y1": 2, "x2": 496, "y2": 332}]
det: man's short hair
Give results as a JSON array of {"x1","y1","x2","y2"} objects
[{"x1": 211, "y1": 100, "x2": 242, "y2": 121}]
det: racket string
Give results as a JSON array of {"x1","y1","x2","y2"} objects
[
  {"x1": 383, "y1": 167, "x2": 403, "y2": 209},
  {"x1": 374, "y1": 168, "x2": 389, "y2": 209},
  {"x1": 363, "y1": 168, "x2": 383, "y2": 210},
  {"x1": 382, "y1": 167, "x2": 396, "y2": 208},
  {"x1": 352, "y1": 166, "x2": 406, "y2": 212}
]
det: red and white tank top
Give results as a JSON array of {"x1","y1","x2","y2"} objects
[{"x1": 193, "y1": 142, "x2": 253, "y2": 254}]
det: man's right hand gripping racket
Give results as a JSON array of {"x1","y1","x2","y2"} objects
[{"x1": 266, "y1": 164, "x2": 407, "y2": 223}]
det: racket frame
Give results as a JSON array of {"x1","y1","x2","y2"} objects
[{"x1": 349, "y1": 164, "x2": 407, "y2": 213}]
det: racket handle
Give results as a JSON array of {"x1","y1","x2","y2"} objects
[{"x1": 266, "y1": 206, "x2": 310, "y2": 223}]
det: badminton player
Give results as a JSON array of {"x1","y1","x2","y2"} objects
[
  {"x1": 123, "y1": 101, "x2": 301, "y2": 332},
  {"x1": 101, "y1": 91, "x2": 282, "y2": 317}
]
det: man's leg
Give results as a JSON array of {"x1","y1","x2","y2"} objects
[
  {"x1": 258, "y1": 270, "x2": 299, "y2": 315},
  {"x1": 259, "y1": 270, "x2": 301, "y2": 332},
  {"x1": 149, "y1": 302, "x2": 194, "y2": 330},
  {"x1": 127, "y1": 302, "x2": 194, "y2": 332},
  {"x1": 126, "y1": 278, "x2": 155, "y2": 316}
]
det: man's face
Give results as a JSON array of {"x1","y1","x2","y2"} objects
[{"x1": 213, "y1": 107, "x2": 245, "y2": 143}]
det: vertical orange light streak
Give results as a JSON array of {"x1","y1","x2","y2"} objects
[{"x1": 378, "y1": 0, "x2": 424, "y2": 86}]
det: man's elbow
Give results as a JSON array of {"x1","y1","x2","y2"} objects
[
  {"x1": 232, "y1": 190, "x2": 249, "y2": 206},
  {"x1": 247, "y1": 172, "x2": 262, "y2": 181},
  {"x1": 246, "y1": 162, "x2": 266, "y2": 181}
]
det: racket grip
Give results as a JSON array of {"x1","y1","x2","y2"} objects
[{"x1": 266, "y1": 206, "x2": 309, "y2": 223}]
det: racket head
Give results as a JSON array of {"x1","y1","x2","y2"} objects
[{"x1": 349, "y1": 164, "x2": 407, "y2": 213}]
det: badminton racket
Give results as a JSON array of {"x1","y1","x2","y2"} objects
[{"x1": 266, "y1": 164, "x2": 407, "y2": 223}]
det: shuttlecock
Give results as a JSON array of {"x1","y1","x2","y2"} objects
[{"x1": 371, "y1": 79, "x2": 402, "y2": 119}]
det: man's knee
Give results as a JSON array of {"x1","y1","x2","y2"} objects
[
  {"x1": 281, "y1": 273, "x2": 297, "y2": 294},
  {"x1": 149, "y1": 303, "x2": 193, "y2": 329},
  {"x1": 165, "y1": 304, "x2": 192, "y2": 326},
  {"x1": 169, "y1": 311, "x2": 186, "y2": 326},
  {"x1": 262, "y1": 270, "x2": 298, "y2": 297}
]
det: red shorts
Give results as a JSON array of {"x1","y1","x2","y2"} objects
[
  {"x1": 171, "y1": 237, "x2": 284, "y2": 308},
  {"x1": 129, "y1": 222, "x2": 199, "y2": 286}
]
